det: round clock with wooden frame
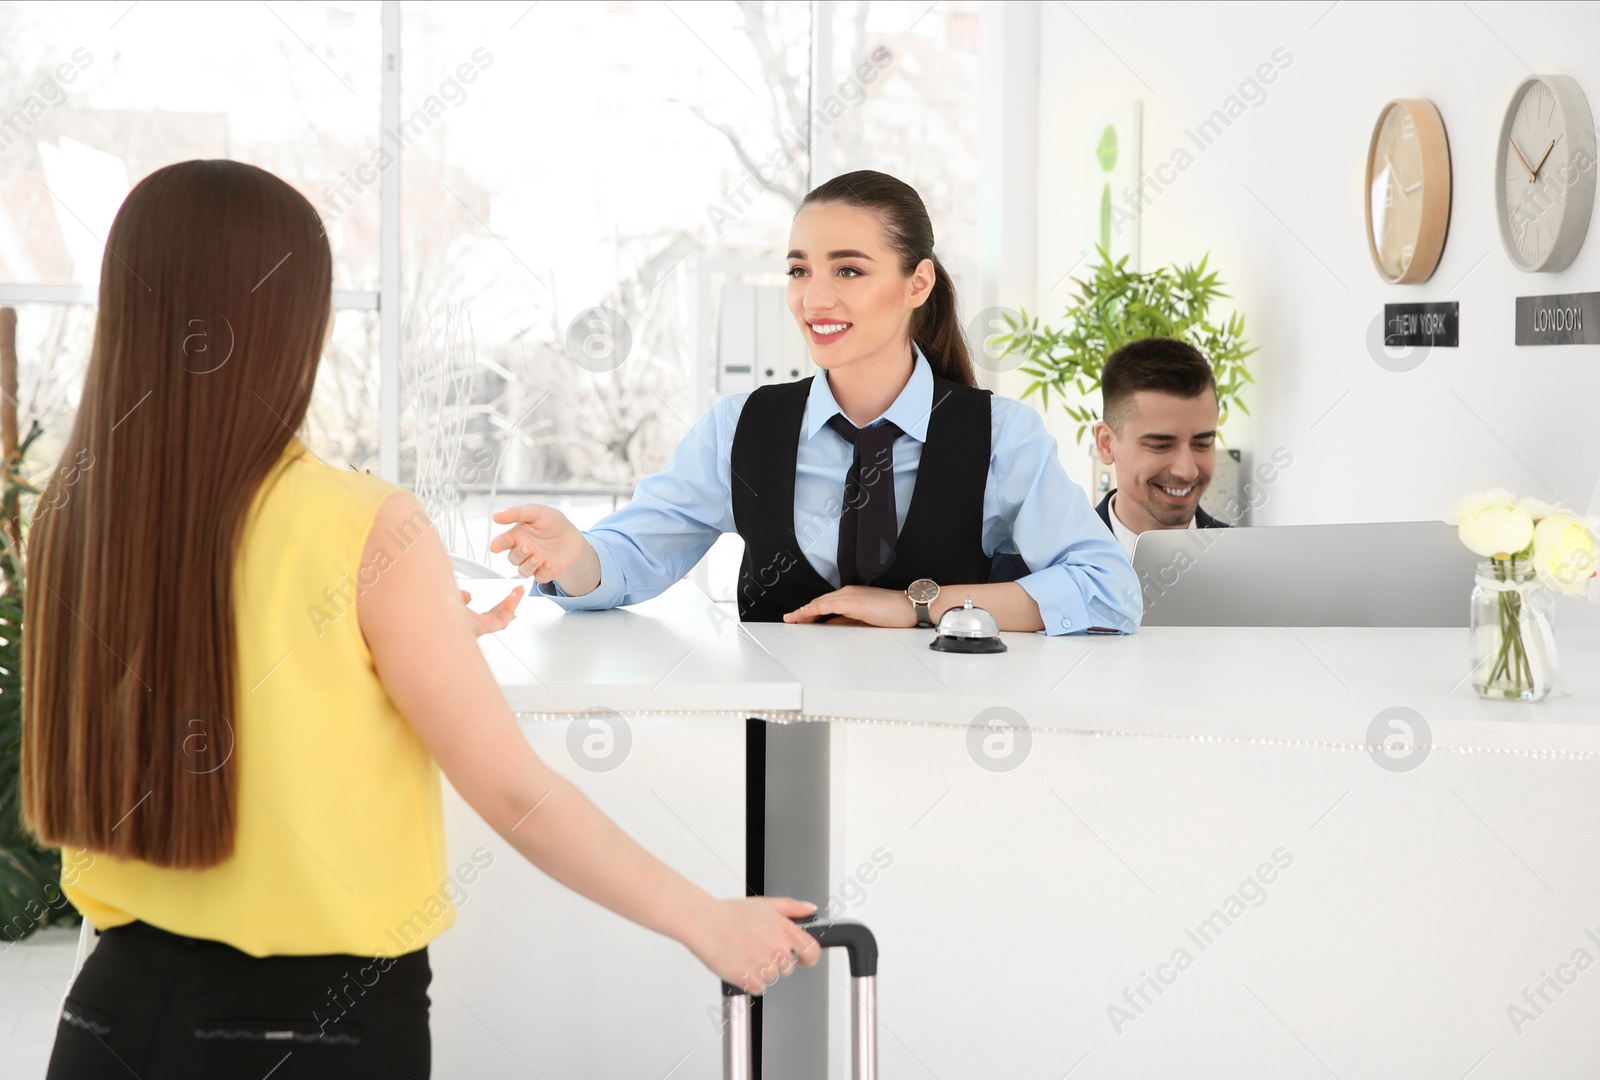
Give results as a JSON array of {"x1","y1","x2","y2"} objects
[
  {"x1": 1495, "y1": 74, "x2": 1597, "y2": 273},
  {"x1": 1364, "y1": 99, "x2": 1452, "y2": 284}
]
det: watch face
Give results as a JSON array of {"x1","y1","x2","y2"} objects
[{"x1": 906, "y1": 579, "x2": 939, "y2": 604}]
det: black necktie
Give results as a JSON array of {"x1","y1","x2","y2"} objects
[{"x1": 827, "y1": 414, "x2": 903, "y2": 586}]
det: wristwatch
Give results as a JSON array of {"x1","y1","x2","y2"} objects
[{"x1": 905, "y1": 578, "x2": 940, "y2": 628}]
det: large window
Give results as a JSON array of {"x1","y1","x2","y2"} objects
[{"x1": 1, "y1": 1, "x2": 996, "y2": 578}]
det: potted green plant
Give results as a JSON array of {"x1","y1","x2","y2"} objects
[
  {"x1": 0, "y1": 307, "x2": 79, "y2": 943},
  {"x1": 994, "y1": 248, "x2": 1256, "y2": 444}
]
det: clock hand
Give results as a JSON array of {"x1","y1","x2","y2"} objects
[
  {"x1": 1401, "y1": 180, "x2": 1422, "y2": 195},
  {"x1": 1508, "y1": 137, "x2": 1537, "y2": 183},
  {"x1": 1531, "y1": 135, "x2": 1560, "y2": 179}
]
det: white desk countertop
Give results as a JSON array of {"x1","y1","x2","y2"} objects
[
  {"x1": 465, "y1": 579, "x2": 800, "y2": 716},
  {"x1": 470, "y1": 580, "x2": 1600, "y2": 755},
  {"x1": 743, "y1": 621, "x2": 1600, "y2": 754}
]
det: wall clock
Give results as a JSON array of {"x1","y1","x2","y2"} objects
[
  {"x1": 1496, "y1": 75, "x2": 1597, "y2": 272},
  {"x1": 1364, "y1": 99, "x2": 1452, "y2": 284}
]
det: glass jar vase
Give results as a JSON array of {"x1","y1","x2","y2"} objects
[{"x1": 1469, "y1": 559, "x2": 1553, "y2": 702}]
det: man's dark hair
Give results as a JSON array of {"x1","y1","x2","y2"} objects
[{"x1": 1101, "y1": 337, "x2": 1217, "y2": 431}]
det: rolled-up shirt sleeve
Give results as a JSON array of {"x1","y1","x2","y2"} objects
[
  {"x1": 539, "y1": 395, "x2": 743, "y2": 611},
  {"x1": 982, "y1": 399, "x2": 1143, "y2": 635}
]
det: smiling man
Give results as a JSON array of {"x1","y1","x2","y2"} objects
[{"x1": 1094, "y1": 337, "x2": 1230, "y2": 558}]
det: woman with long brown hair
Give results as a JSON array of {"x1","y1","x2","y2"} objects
[
  {"x1": 492, "y1": 169, "x2": 1138, "y2": 636},
  {"x1": 22, "y1": 159, "x2": 818, "y2": 1078}
]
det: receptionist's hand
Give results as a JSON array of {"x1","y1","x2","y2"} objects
[
  {"x1": 489, "y1": 504, "x2": 589, "y2": 582},
  {"x1": 784, "y1": 586, "x2": 917, "y2": 628}
]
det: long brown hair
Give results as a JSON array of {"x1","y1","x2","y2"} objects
[
  {"x1": 23, "y1": 160, "x2": 331, "y2": 868},
  {"x1": 800, "y1": 170, "x2": 975, "y2": 387}
]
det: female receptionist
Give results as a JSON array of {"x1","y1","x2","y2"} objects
[{"x1": 491, "y1": 170, "x2": 1139, "y2": 636}]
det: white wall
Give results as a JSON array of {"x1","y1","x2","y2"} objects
[{"x1": 1022, "y1": 0, "x2": 1600, "y2": 534}]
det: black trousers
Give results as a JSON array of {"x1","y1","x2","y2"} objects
[{"x1": 45, "y1": 921, "x2": 431, "y2": 1079}]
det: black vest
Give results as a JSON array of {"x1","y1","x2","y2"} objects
[{"x1": 730, "y1": 375, "x2": 994, "y2": 622}]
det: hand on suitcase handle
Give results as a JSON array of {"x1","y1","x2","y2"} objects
[
  {"x1": 719, "y1": 919, "x2": 881, "y2": 1080},
  {"x1": 720, "y1": 918, "x2": 878, "y2": 996},
  {"x1": 691, "y1": 896, "x2": 822, "y2": 997}
]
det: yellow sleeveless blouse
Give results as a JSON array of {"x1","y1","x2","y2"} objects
[{"x1": 63, "y1": 439, "x2": 454, "y2": 958}]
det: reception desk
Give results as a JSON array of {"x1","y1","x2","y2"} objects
[{"x1": 443, "y1": 579, "x2": 1600, "y2": 1079}]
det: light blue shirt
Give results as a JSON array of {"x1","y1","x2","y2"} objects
[{"x1": 541, "y1": 348, "x2": 1142, "y2": 635}]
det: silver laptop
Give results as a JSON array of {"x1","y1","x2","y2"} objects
[{"x1": 1131, "y1": 522, "x2": 1481, "y2": 627}]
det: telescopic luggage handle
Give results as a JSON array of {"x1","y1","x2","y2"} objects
[{"x1": 721, "y1": 918, "x2": 879, "y2": 1080}]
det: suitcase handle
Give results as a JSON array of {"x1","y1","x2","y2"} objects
[
  {"x1": 721, "y1": 919, "x2": 878, "y2": 1080},
  {"x1": 797, "y1": 917, "x2": 878, "y2": 978},
  {"x1": 720, "y1": 917, "x2": 878, "y2": 995}
]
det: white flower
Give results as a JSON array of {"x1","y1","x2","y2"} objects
[
  {"x1": 1457, "y1": 502, "x2": 1535, "y2": 559},
  {"x1": 1532, "y1": 515, "x2": 1600, "y2": 597},
  {"x1": 1444, "y1": 488, "x2": 1517, "y2": 526},
  {"x1": 1516, "y1": 496, "x2": 1569, "y2": 522}
]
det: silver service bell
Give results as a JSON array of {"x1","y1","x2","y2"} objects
[{"x1": 929, "y1": 595, "x2": 1007, "y2": 653}]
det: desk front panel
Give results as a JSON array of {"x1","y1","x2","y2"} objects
[
  {"x1": 826, "y1": 721, "x2": 1600, "y2": 1079},
  {"x1": 430, "y1": 712, "x2": 746, "y2": 1080}
]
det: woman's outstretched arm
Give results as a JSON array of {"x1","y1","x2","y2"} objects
[{"x1": 357, "y1": 492, "x2": 818, "y2": 994}]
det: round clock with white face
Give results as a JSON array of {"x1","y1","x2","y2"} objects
[{"x1": 1496, "y1": 75, "x2": 1597, "y2": 272}]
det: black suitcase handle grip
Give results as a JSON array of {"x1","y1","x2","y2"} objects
[
  {"x1": 797, "y1": 918, "x2": 878, "y2": 978},
  {"x1": 719, "y1": 918, "x2": 878, "y2": 997}
]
